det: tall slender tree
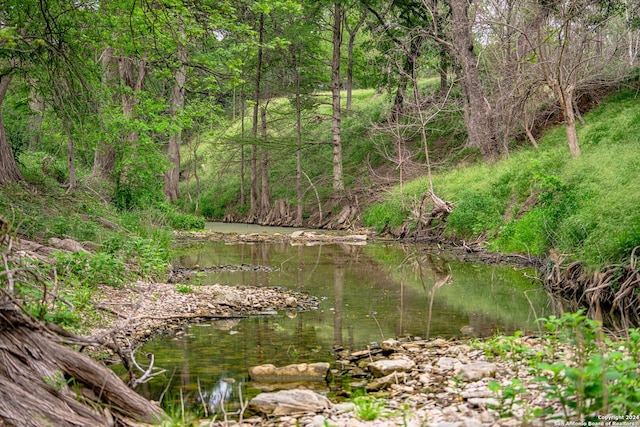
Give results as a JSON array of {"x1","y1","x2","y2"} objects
[{"x1": 331, "y1": 2, "x2": 345, "y2": 191}]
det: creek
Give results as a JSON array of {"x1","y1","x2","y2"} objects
[{"x1": 132, "y1": 223, "x2": 552, "y2": 414}]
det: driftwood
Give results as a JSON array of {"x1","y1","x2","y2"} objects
[
  {"x1": 401, "y1": 191, "x2": 455, "y2": 238},
  {"x1": 417, "y1": 191, "x2": 454, "y2": 227}
]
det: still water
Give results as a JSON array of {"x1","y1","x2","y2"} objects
[{"x1": 133, "y1": 224, "x2": 551, "y2": 412}]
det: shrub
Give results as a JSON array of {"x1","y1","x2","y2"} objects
[
  {"x1": 167, "y1": 211, "x2": 205, "y2": 230},
  {"x1": 534, "y1": 311, "x2": 640, "y2": 421}
]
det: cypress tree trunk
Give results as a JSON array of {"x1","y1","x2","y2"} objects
[{"x1": 0, "y1": 73, "x2": 24, "y2": 183}]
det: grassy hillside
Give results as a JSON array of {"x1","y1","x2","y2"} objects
[
  {"x1": 363, "y1": 89, "x2": 640, "y2": 270},
  {"x1": 183, "y1": 76, "x2": 640, "y2": 269}
]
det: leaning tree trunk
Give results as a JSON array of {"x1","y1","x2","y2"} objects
[
  {"x1": 0, "y1": 73, "x2": 24, "y2": 183},
  {"x1": 557, "y1": 85, "x2": 581, "y2": 158},
  {"x1": 449, "y1": 0, "x2": 502, "y2": 161}
]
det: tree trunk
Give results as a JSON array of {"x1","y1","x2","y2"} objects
[
  {"x1": 0, "y1": 73, "x2": 24, "y2": 183},
  {"x1": 294, "y1": 55, "x2": 304, "y2": 226},
  {"x1": 331, "y1": 2, "x2": 345, "y2": 191},
  {"x1": 164, "y1": 35, "x2": 187, "y2": 202},
  {"x1": 249, "y1": 13, "x2": 265, "y2": 220},
  {"x1": 393, "y1": 37, "x2": 422, "y2": 123},
  {"x1": 118, "y1": 56, "x2": 146, "y2": 142},
  {"x1": 250, "y1": 145, "x2": 258, "y2": 221},
  {"x1": 0, "y1": 308, "x2": 166, "y2": 426},
  {"x1": 65, "y1": 123, "x2": 77, "y2": 190},
  {"x1": 345, "y1": 12, "x2": 366, "y2": 113},
  {"x1": 439, "y1": 50, "x2": 449, "y2": 95},
  {"x1": 93, "y1": 46, "x2": 117, "y2": 178},
  {"x1": 449, "y1": 0, "x2": 501, "y2": 161},
  {"x1": 27, "y1": 85, "x2": 44, "y2": 150},
  {"x1": 559, "y1": 87, "x2": 581, "y2": 157},
  {"x1": 260, "y1": 106, "x2": 270, "y2": 218},
  {"x1": 240, "y1": 76, "x2": 246, "y2": 207}
]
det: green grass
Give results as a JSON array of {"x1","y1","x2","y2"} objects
[{"x1": 364, "y1": 88, "x2": 640, "y2": 269}]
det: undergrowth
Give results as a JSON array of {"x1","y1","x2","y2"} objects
[
  {"x1": 482, "y1": 311, "x2": 640, "y2": 422},
  {"x1": 0, "y1": 174, "x2": 202, "y2": 331}
]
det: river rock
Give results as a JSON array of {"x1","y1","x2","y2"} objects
[
  {"x1": 249, "y1": 362, "x2": 330, "y2": 382},
  {"x1": 436, "y1": 356, "x2": 463, "y2": 371},
  {"x1": 48, "y1": 237, "x2": 89, "y2": 253},
  {"x1": 366, "y1": 371, "x2": 408, "y2": 391},
  {"x1": 368, "y1": 357, "x2": 416, "y2": 377},
  {"x1": 459, "y1": 362, "x2": 497, "y2": 381},
  {"x1": 249, "y1": 389, "x2": 333, "y2": 415},
  {"x1": 381, "y1": 338, "x2": 402, "y2": 353}
]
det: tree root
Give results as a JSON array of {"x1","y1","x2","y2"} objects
[{"x1": 544, "y1": 247, "x2": 640, "y2": 331}]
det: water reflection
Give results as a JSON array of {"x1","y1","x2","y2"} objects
[
  {"x1": 136, "y1": 239, "x2": 551, "y2": 411},
  {"x1": 175, "y1": 240, "x2": 550, "y2": 342}
]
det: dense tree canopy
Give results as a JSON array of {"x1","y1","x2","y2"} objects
[{"x1": 1, "y1": 0, "x2": 636, "y2": 218}]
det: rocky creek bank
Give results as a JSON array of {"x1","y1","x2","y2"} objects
[
  {"x1": 232, "y1": 336, "x2": 576, "y2": 427},
  {"x1": 83, "y1": 230, "x2": 562, "y2": 427},
  {"x1": 88, "y1": 279, "x2": 571, "y2": 427}
]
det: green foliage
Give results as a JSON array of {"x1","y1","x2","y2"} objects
[
  {"x1": 352, "y1": 395, "x2": 385, "y2": 421},
  {"x1": 160, "y1": 398, "x2": 199, "y2": 427},
  {"x1": 533, "y1": 311, "x2": 640, "y2": 421},
  {"x1": 0, "y1": 183, "x2": 177, "y2": 329},
  {"x1": 362, "y1": 200, "x2": 408, "y2": 232},
  {"x1": 446, "y1": 191, "x2": 503, "y2": 237},
  {"x1": 488, "y1": 378, "x2": 527, "y2": 418},
  {"x1": 492, "y1": 207, "x2": 552, "y2": 256},
  {"x1": 480, "y1": 312, "x2": 640, "y2": 423},
  {"x1": 167, "y1": 211, "x2": 205, "y2": 231},
  {"x1": 53, "y1": 250, "x2": 126, "y2": 288},
  {"x1": 175, "y1": 283, "x2": 193, "y2": 294},
  {"x1": 19, "y1": 152, "x2": 69, "y2": 186},
  {"x1": 154, "y1": 202, "x2": 205, "y2": 230},
  {"x1": 198, "y1": 187, "x2": 240, "y2": 220},
  {"x1": 43, "y1": 370, "x2": 69, "y2": 391},
  {"x1": 125, "y1": 237, "x2": 169, "y2": 280}
]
